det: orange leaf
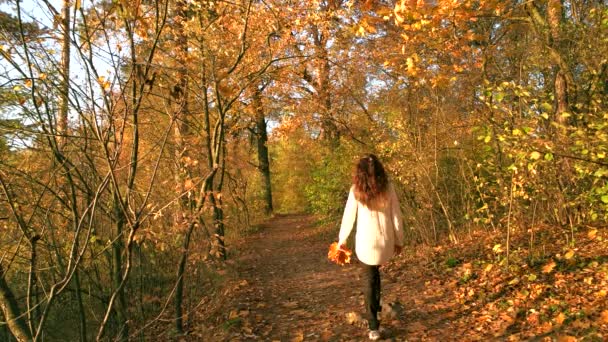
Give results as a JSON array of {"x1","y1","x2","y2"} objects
[
  {"x1": 555, "y1": 312, "x2": 566, "y2": 325},
  {"x1": 588, "y1": 229, "x2": 598, "y2": 239},
  {"x1": 184, "y1": 179, "x2": 194, "y2": 190},
  {"x1": 328, "y1": 242, "x2": 352, "y2": 266},
  {"x1": 542, "y1": 260, "x2": 556, "y2": 273},
  {"x1": 601, "y1": 310, "x2": 608, "y2": 324}
]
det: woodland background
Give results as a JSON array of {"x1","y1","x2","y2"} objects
[{"x1": 1, "y1": 0, "x2": 608, "y2": 340}]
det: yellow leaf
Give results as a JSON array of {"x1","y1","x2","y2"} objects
[
  {"x1": 97, "y1": 76, "x2": 110, "y2": 91},
  {"x1": 542, "y1": 260, "x2": 556, "y2": 273},
  {"x1": 406, "y1": 57, "x2": 415, "y2": 69},
  {"x1": 530, "y1": 151, "x2": 541, "y2": 160},
  {"x1": 484, "y1": 263, "x2": 493, "y2": 272},
  {"x1": 357, "y1": 26, "x2": 366, "y2": 36},
  {"x1": 564, "y1": 249, "x2": 575, "y2": 260},
  {"x1": 75, "y1": 0, "x2": 81, "y2": 10}
]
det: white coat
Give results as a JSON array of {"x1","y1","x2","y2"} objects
[{"x1": 338, "y1": 183, "x2": 404, "y2": 266}]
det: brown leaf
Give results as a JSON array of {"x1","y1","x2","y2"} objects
[
  {"x1": 282, "y1": 301, "x2": 298, "y2": 308},
  {"x1": 526, "y1": 312, "x2": 539, "y2": 326},
  {"x1": 320, "y1": 329, "x2": 333, "y2": 341}
]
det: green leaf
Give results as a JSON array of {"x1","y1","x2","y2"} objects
[
  {"x1": 544, "y1": 153, "x2": 554, "y2": 161},
  {"x1": 540, "y1": 102, "x2": 553, "y2": 112},
  {"x1": 593, "y1": 168, "x2": 608, "y2": 177},
  {"x1": 601, "y1": 195, "x2": 608, "y2": 204}
]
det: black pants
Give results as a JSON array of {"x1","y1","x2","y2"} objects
[{"x1": 362, "y1": 264, "x2": 381, "y2": 330}]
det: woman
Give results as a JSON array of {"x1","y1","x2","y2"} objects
[{"x1": 337, "y1": 154, "x2": 404, "y2": 341}]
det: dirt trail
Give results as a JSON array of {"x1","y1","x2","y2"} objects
[
  {"x1": 205, "y1": 214, "x2": 608, "y2": 341},
  {"x1": 213, "y1": 214, "x2": 419, "y2": 341}
]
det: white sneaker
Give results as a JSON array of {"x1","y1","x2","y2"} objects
[{"x1": 368, "y1": 329, "x2": 381, "y2": 341}]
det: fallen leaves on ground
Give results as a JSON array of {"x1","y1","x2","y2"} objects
[{"x1": 197, "y1": 216, "x2": 608, "y2": 341}]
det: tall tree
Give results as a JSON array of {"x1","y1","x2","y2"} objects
[
  {"x1": 57, "y1": 0, "x2": 70, "y2": 147},
  {"x1": 252, "y1": 82, "x2": 273, "y2": 215}
]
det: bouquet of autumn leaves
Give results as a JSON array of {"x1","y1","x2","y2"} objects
[{"x1": 327, "y1": 242, "x2": 352, "y2": 266}]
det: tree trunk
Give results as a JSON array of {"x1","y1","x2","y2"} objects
[
  {"x1": 26, "y1": 236, "x2": 39, "y2": 338},
  {"x1": 173, "y1": 0, "x2": 193, "y2": 334},
  {"x1": 0, "y1": 310, "x2": 9, "y2": 342},
  {"x1": 174, "y1": 224, "x2": 193, "y2": 335},
  {"x1": 547, "y1": 0, "x2": 569, "y2": 121},
  {"x1": 58, "y1": 0, "x2": 70, "y2": 147},
  {"x1": 211, "y1": 146, "x2": 227, "y2": 260},
  {"x1": 252, "y1": 89, "x2": 273, "y2": 215},
  {"x1": 112, "y1": 190, "x2": 128, "y2": 341},
  {"x1": 0, "y1": 265, "x2": 32, "y2": 342},
  {"x1": 312, "y1": 24, "x2": 339, "y2": 146}
]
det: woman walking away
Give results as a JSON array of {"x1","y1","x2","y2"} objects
[{"x1": 337, "y1": 154, "x2": 404, "y2": 341}]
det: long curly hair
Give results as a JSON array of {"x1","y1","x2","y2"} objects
[{"x1": 352, "y1": 154, "x2": 388, "y2": 208}]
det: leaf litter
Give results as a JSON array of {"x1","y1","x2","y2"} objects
[{"x1": 190, "y1": 216, "x2": 608, "y2": 341}]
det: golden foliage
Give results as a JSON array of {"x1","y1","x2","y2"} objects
[{"x1": 327, "y1": 242, "x2": 352, "y2": 266}]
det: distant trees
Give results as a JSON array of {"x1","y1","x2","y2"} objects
[{"x1": 272, "y1": 0, "x2": 608, "y2": 248}]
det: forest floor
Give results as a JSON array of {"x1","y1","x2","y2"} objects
[{"x1": 190, "y1": 214, "x2": 608, "y2": 341}]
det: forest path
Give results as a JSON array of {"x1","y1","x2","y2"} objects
[
  {"x1": 202, "y1": 214, "x2": 608, "y2": 341},
  {"x1": 211, "y1": 214, "x2": 426, "y2": 341}
]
